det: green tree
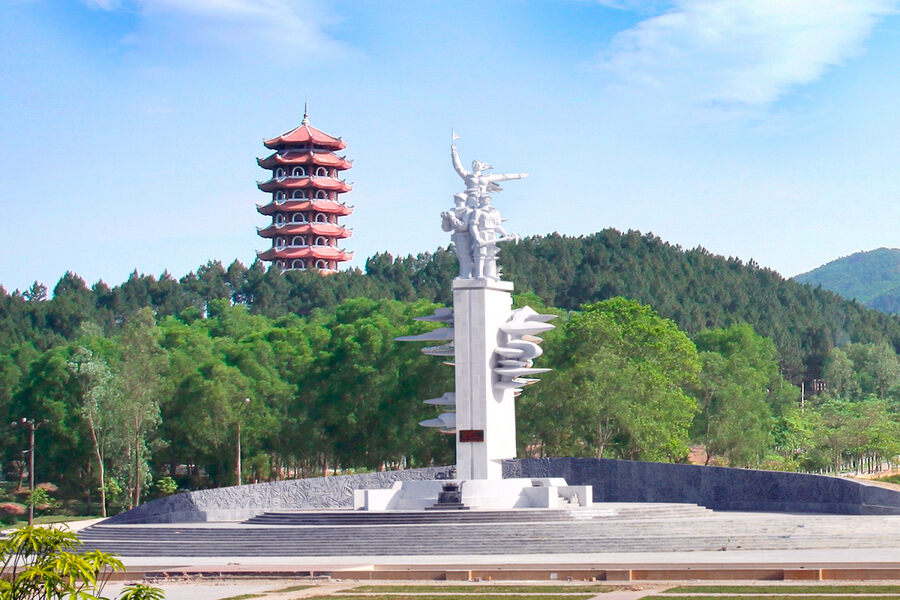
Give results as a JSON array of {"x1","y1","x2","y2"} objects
[
  {"x1": 116, "y1": 308, "x2": 167, "y2": 508},
  {"x1": 823, "y1": 347, "x2": 861, "y2": 400},
  {"x1": 693, "y1": 324, "x2": 795, "y2": 467},
  {"x1": 66, "y1": 345, "x2": 121, "y2": 517},
  {"x1": 526, "y1": 298, "x2": 700, "y2": 461}
]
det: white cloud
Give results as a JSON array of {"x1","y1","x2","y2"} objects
[
  {"x1": 599, "y1": 0, "x2": 897, "y2": 107},
  {"x1": 81, "y1": 0, "x2": 347, "y2": 63},
  {"x1": 594, "y1": 0, "x2": 669, "y2": 12},
  {"x1": 81, "y1": 0, "x2": 122, "y2": 9}
]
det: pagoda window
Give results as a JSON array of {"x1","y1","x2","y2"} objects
[
  {"x1": 275, "y1": 191, "x2": 286, "y2": 203},
  {"x1": 276, "y1": 260, "x2": 285, "y2": 269},
  {"x1": 292, "y1": 213, "x2": 306, "y2": 223},
  {"x1": 315, "y1": 167, "x2": 328, "y2": 177},
  {"x1": 275, "y1": 213, "x2": 285, "y2": 225},
  {"x1": 292, "y1": 236, "x2": 307, "y2": 246},
  {"x1": 276, "y1": 237, "x2": 286, "y2": 248},
  {"x1": 275, "y1": 168, "x2": 286, "y2": 180},
  {"x1": 315, "y1": 260, "x2": 327, "y2": 270},
  {"x1": 315, "y1": 190, "x2": 327, "y2": 200},
  {"x1": 314, "y1": 236, "x2": 327, "y2": 246},
  {"x1": 292, "y1": 259, "x2": 306, "y2": 269},
  {"x1": 292, "y1": 190, "x2": 306, "y2": 199},
  {"x1": 315, "y1": 213, "x2": 327, "y2": 223},
  {"x1": 292, "y1": 166, "x2": 306, "y2": 177}
]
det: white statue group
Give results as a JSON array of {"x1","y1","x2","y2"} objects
[{"x1": 441, "y1": 133, "x2": 528, "y2": 280}]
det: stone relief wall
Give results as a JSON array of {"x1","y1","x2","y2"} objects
[
  {"x1": 105, "y1": 458, "x2": 900, "y2": 524},
  {"x1": 105, "y1": 466, "x2": 454, "y2": 524}
]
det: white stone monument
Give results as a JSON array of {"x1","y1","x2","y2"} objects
[{"x1": 354, "y1": 134, "x2": 591, "y2": 510}]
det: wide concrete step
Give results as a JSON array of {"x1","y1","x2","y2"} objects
[
  {"x1": 75, "y1": 510, "x2": 900, "y2": 557},
  {"x1": 242, "y1": 503, "x2": 714, "y2": 526}
]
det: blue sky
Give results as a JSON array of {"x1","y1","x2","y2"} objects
[{"x1": 2, "y1": 0, "x2": 899, "y2": 294}]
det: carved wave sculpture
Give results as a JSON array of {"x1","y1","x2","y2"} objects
[
  {"x1": 493, "y1": 307, "x2": 555, "y2": 392},
  {"x1": 422, "y1": 343, "x2": 455, "y2": 356},
  {"x1": 418, "y1": 411, "x2": 457, "y2": 434},
  {"x1": 396, "y1": 307, "x2": 457, "y2": 433},
  {"x1": 394, "y1": 327, "x2": 454, "y2": 342},
  {"x1": 413, "y1": 307, "x2": 454, "y2": 323},
  {"x1": 424, "y1": 392, "x2": 456, "y2": 406}
]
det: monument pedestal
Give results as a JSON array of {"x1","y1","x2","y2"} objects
[
  {"x1": 353, "y1": 478, "x2": 592, "y2": 511},
  {"x1": 452, "y1": 278, "x2": 515, "y2": 480}
]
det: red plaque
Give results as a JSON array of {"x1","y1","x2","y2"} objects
[{"x1": 458, "y1": 429, "x2": 485, "y2": 443}]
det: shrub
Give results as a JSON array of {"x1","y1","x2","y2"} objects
[
  {"x1": 0, "y1": 502, "x2": 25, "y2": 525},
  {"x1": 26, "y1": 488, "x2": 61, "y2": 514},
  {"x1": 156, "y1": 476, "x2": 178, "y2": 496}
]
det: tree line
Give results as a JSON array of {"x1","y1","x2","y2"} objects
[{"x1": 6, "y1": 229, "x2": 900, "y2": 384}]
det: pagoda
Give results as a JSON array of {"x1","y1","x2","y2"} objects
[{"x1": 256, "y1": 109, "x2": 353, "y2": 273}]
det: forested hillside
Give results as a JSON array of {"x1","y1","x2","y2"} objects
[
  {"x1": 794, "y1": 247, "x2": 900, "y2": 314},
  {"x1": 1, "y1": 228, "x2": 898, "y2": 519}
]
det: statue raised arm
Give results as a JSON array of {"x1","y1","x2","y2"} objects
[{"x1": 451, "y1": 137, "x2": 529, "y2": 197}]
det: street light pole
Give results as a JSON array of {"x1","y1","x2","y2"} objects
[
  {"x1": 236, "y1": 398, "x2": 250, "y2": 486},
  {"x1": 11, "y1": 417, "x2": 40, "y2": 526}
]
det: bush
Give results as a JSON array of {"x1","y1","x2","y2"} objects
[
  {"x1": 26, "y1": 488, "x2": 61, "y2": 514},
  {"x1": 156, "y1": 476, "x2": 178, "y2": 496},
  {"x1": 0, "y1": 502, "x2": 25, "y2": 525}
]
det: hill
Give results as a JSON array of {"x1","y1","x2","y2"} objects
[
  {"x1": 793, "y1": 248, "x2": 900, "y2": 314},
  {"x1": 4, "y1": 229, "x2": 900, "y2": 383}
]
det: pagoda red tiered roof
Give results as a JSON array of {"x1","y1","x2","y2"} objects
[
  {"x1": 256, "y1": 199, "x2": 353, "y2": 216},
  {"x1": 264, "y1": 122, "x2": 346, "y2": 150},
  {"x1": 257, "y1": 222, "x2": 352, "y2": 239},
  {"x1": 258, "y1": 246, "x2": 353, "y2": 261},
  {"x1": 257, "y1": 151, "x2": 352, "y2": 170},
  {"x1": 257, "y1": 177, "x2": 352, "y2": 193},
  {"x1": 258, "y1": 113, "x2": 354, "y2": 273}
]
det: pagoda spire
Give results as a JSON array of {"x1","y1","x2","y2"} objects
[{"x1": 302, "y1": 101, "x2": 309, "y2": 126}]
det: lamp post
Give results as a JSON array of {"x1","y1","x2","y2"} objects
[
  {"x1": 11, "y1": 417, "x2": 41, "y2": 526},
  {"x1": 236, "y1": 397, "x2": 250, "y2": 486}
]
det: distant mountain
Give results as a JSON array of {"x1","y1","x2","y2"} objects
[{"x1": 793, "y1": 248, "x2": 900, "y2": 314}]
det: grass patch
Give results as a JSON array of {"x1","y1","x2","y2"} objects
[
  {"x1": 325, "y1": 595, "x2": 597, "y2": 600},
  {"x1": 662, "y1": 586, "x2": 900, "y2": 594},
  {"x1": 648, "y1": 596, "x2": 900, "y2": 600},
  {"x1": 2, "y1": 515, "x2": 102, "y2": 529},
  {"x1": 346, "y1": 586, "x2": 613, "y2": 594},
  {"x1": 35, "y1": 515, "x2": 101, "y2": 524},
  {"x1": 266, "y1": 585, "x2": 314, "y2": 593},
  {"x1": 875, "y1": 474, "x2": 900, "y2": 485}
]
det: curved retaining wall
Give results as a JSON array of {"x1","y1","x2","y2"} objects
[
  {"x1": 106, "y1": 458, "x2": 900, "y2": 524},
  {"x1": 508, "y1": 458, "x2": 900, "y2": 515}
]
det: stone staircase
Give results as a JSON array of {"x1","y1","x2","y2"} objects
[
  {"x1": 242, "y1": 503, "x2": 712, "y2": 525},
  {"x1": 73, "y1": 504, "x2": 900, "y2": 558}
]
